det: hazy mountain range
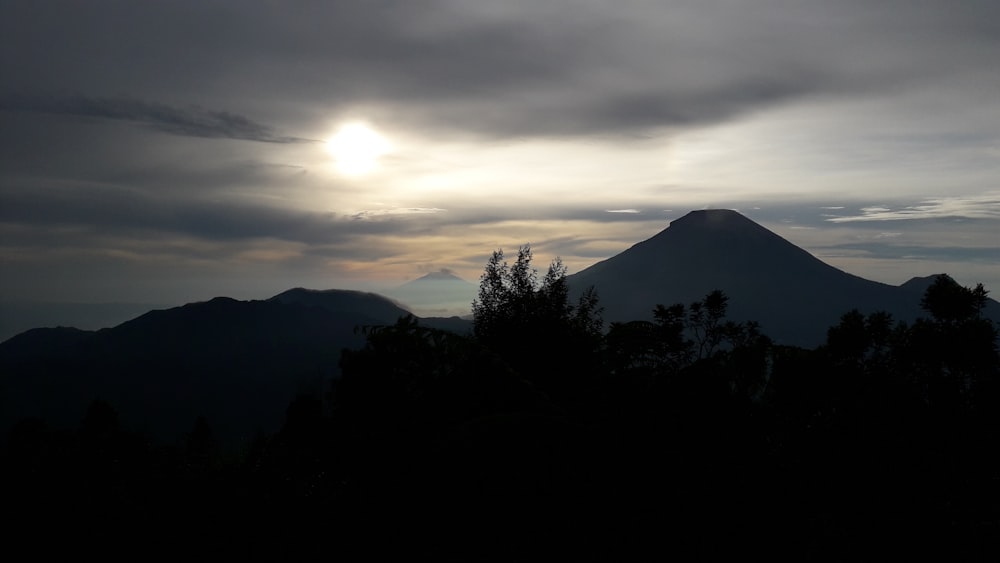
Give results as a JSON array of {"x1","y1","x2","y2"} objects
[
  {"x1": 2, "y1": 209, "x2": 997, "y2": 446},
  {"x1": 0, "y1": 271, "x2": 477, "y2": 344}
]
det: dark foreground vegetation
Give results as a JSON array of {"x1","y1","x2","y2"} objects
[{"x1": 4, "y1": 246, "x2": 999, "y2": 560}]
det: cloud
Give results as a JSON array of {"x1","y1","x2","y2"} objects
[
  {"x1": 0, "y1": 94, "x2": 316, "y2": 143},
  {"x1": 0, "y1": 181, "x2": 415, "y2": 247},
  {"x1": 351, "y1": 208, "x2": 448, "y2": 218},
  {"x1": 816, "y1": 243, "x2": 1000, "y2": 263},
  {"x1": 826, "y1": 193, "x2": 1000, "y2": 222},
  {"x1": 0, "y1": 184, "x2": 679, "y2": 251},
  {"x1": 7, "y1": 1, "x2": 998, "y2": 141}
]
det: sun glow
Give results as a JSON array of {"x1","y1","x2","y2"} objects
[{"x1": 326, "y1": 122, "x2": 390, "y2": 176}]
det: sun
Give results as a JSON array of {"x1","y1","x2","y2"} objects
[{"x1": 326, "y1": 122, "x2": 390, "y2": 176}]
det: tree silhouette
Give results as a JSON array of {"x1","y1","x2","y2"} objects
[
  {"x1": 472, "y1": 245, "x2": 601, "y2": 346},
  {"x1": 825, "y1": 309, "x2": 895, "y2": 374},
  {"x1": 183, "y1": 415, "x2": 219, "y2": 475},
  {"x1": 920, "y1": 274, "x2": 990, "y2": 324},
  {"x1": 687, "y1": 289, "x2": 729, "y2": 359},
  {"x1": 470, "y1": 245, "x2": 603, "y2": 403},
  {"x1": 606, "y1": 290, "x2": 769, "y2": 386},
  {"x1": 905, "y1": 275, "x2": 1000, "y2": 413}
]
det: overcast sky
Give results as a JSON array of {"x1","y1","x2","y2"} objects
[{"x1": 2, "y1": 0, "x2": 999, "y2": 319}]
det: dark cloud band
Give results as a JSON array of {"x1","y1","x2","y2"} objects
[{"x1": 0, "y1": 93, "x2": 316, "y2": 144}]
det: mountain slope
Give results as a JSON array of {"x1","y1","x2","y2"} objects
[
  {"x1": 268, "y1": 287, "x2": 413, "y2": 322},
  {"x1": 567, "y1": 209, "x2": 926, "y2": 348}
]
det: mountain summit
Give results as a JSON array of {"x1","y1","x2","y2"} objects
[
  {"x1": 403, "y1": 270, "x2": 469, "y2": 283},
  {"x1": 567, "y1": 209, "x2": 923, "y2": 347}
]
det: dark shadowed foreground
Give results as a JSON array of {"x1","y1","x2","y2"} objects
[{"x1": 3, "y1": 248, "x2": 999, "y2": 560}]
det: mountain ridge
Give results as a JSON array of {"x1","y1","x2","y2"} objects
[
  {"x1": 0, "y1": 289, "x2": 473, "y2": 446},
  {"x1": 3, "y1": 208, "x2": 997, "y2": 445}
]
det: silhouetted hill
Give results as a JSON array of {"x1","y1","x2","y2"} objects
[
  {"x1": 0, "y1": 326, "x2": 94, "y2": 361},
  {"x1": 268, "y1": 287, "x2": 412, "y2": 322},
  {"x1": 268, "y1": 286, "x2": 472, "y2": 333},
  {"x1": 900, "y1": 274, "x2": 943, "y2": 296},
  {"x1": 566, "y1": 209, "x2": 981, "y2": 348},
  {"x1": 0, "y1": 292, "x2": 456, "y2": 447},
  {"x1": 0, "y1": 300, "x2": 168, "y2": 343}
]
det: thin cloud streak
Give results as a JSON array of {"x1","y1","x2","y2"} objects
[
  {"x1": 0, "y1": 94, "x2": 316, "y2": 144},
  {"x1": 817, "y1": 243, "x2": 1000, "y2": 263},
  {"x1": 826, "y1": 193, "x2": 1000, "y2": 222},
  {"x1": 351, "y1": 208, "x2": 448, "y2": 218}
]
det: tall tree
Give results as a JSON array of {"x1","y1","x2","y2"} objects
[
  {"x1": 472, "y1": 245, "x2": 601, "y2": 347},
  {"x1": 471, "y1": 245, "x2": 603, "y2": 400},
  {"x1": 920, "y1": 274, "x2": 991, "y2": 324},
  {"x1": 687, "y1": 290, "x2": 730, "y2": 360},
  {"x1": 908, "y1": 275, "x2": 999, "y2": 410}
]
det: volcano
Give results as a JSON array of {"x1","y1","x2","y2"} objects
[{"x1": 567, "y1": 209, "x2": 926, "y2": 347}]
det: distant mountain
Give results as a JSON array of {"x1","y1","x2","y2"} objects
[
  {"x1": 567, "y1": 209, "x2": 997, "y2": 348},
  {"x1": 402, "y1": 270, "x2": 470, "y2": 285},
  {"x1": 0, "y1": 290, "x2": 469, "y2": 447},
  {"x1": 383, "y1": 270, "x2": 477, "y2": 318}
]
